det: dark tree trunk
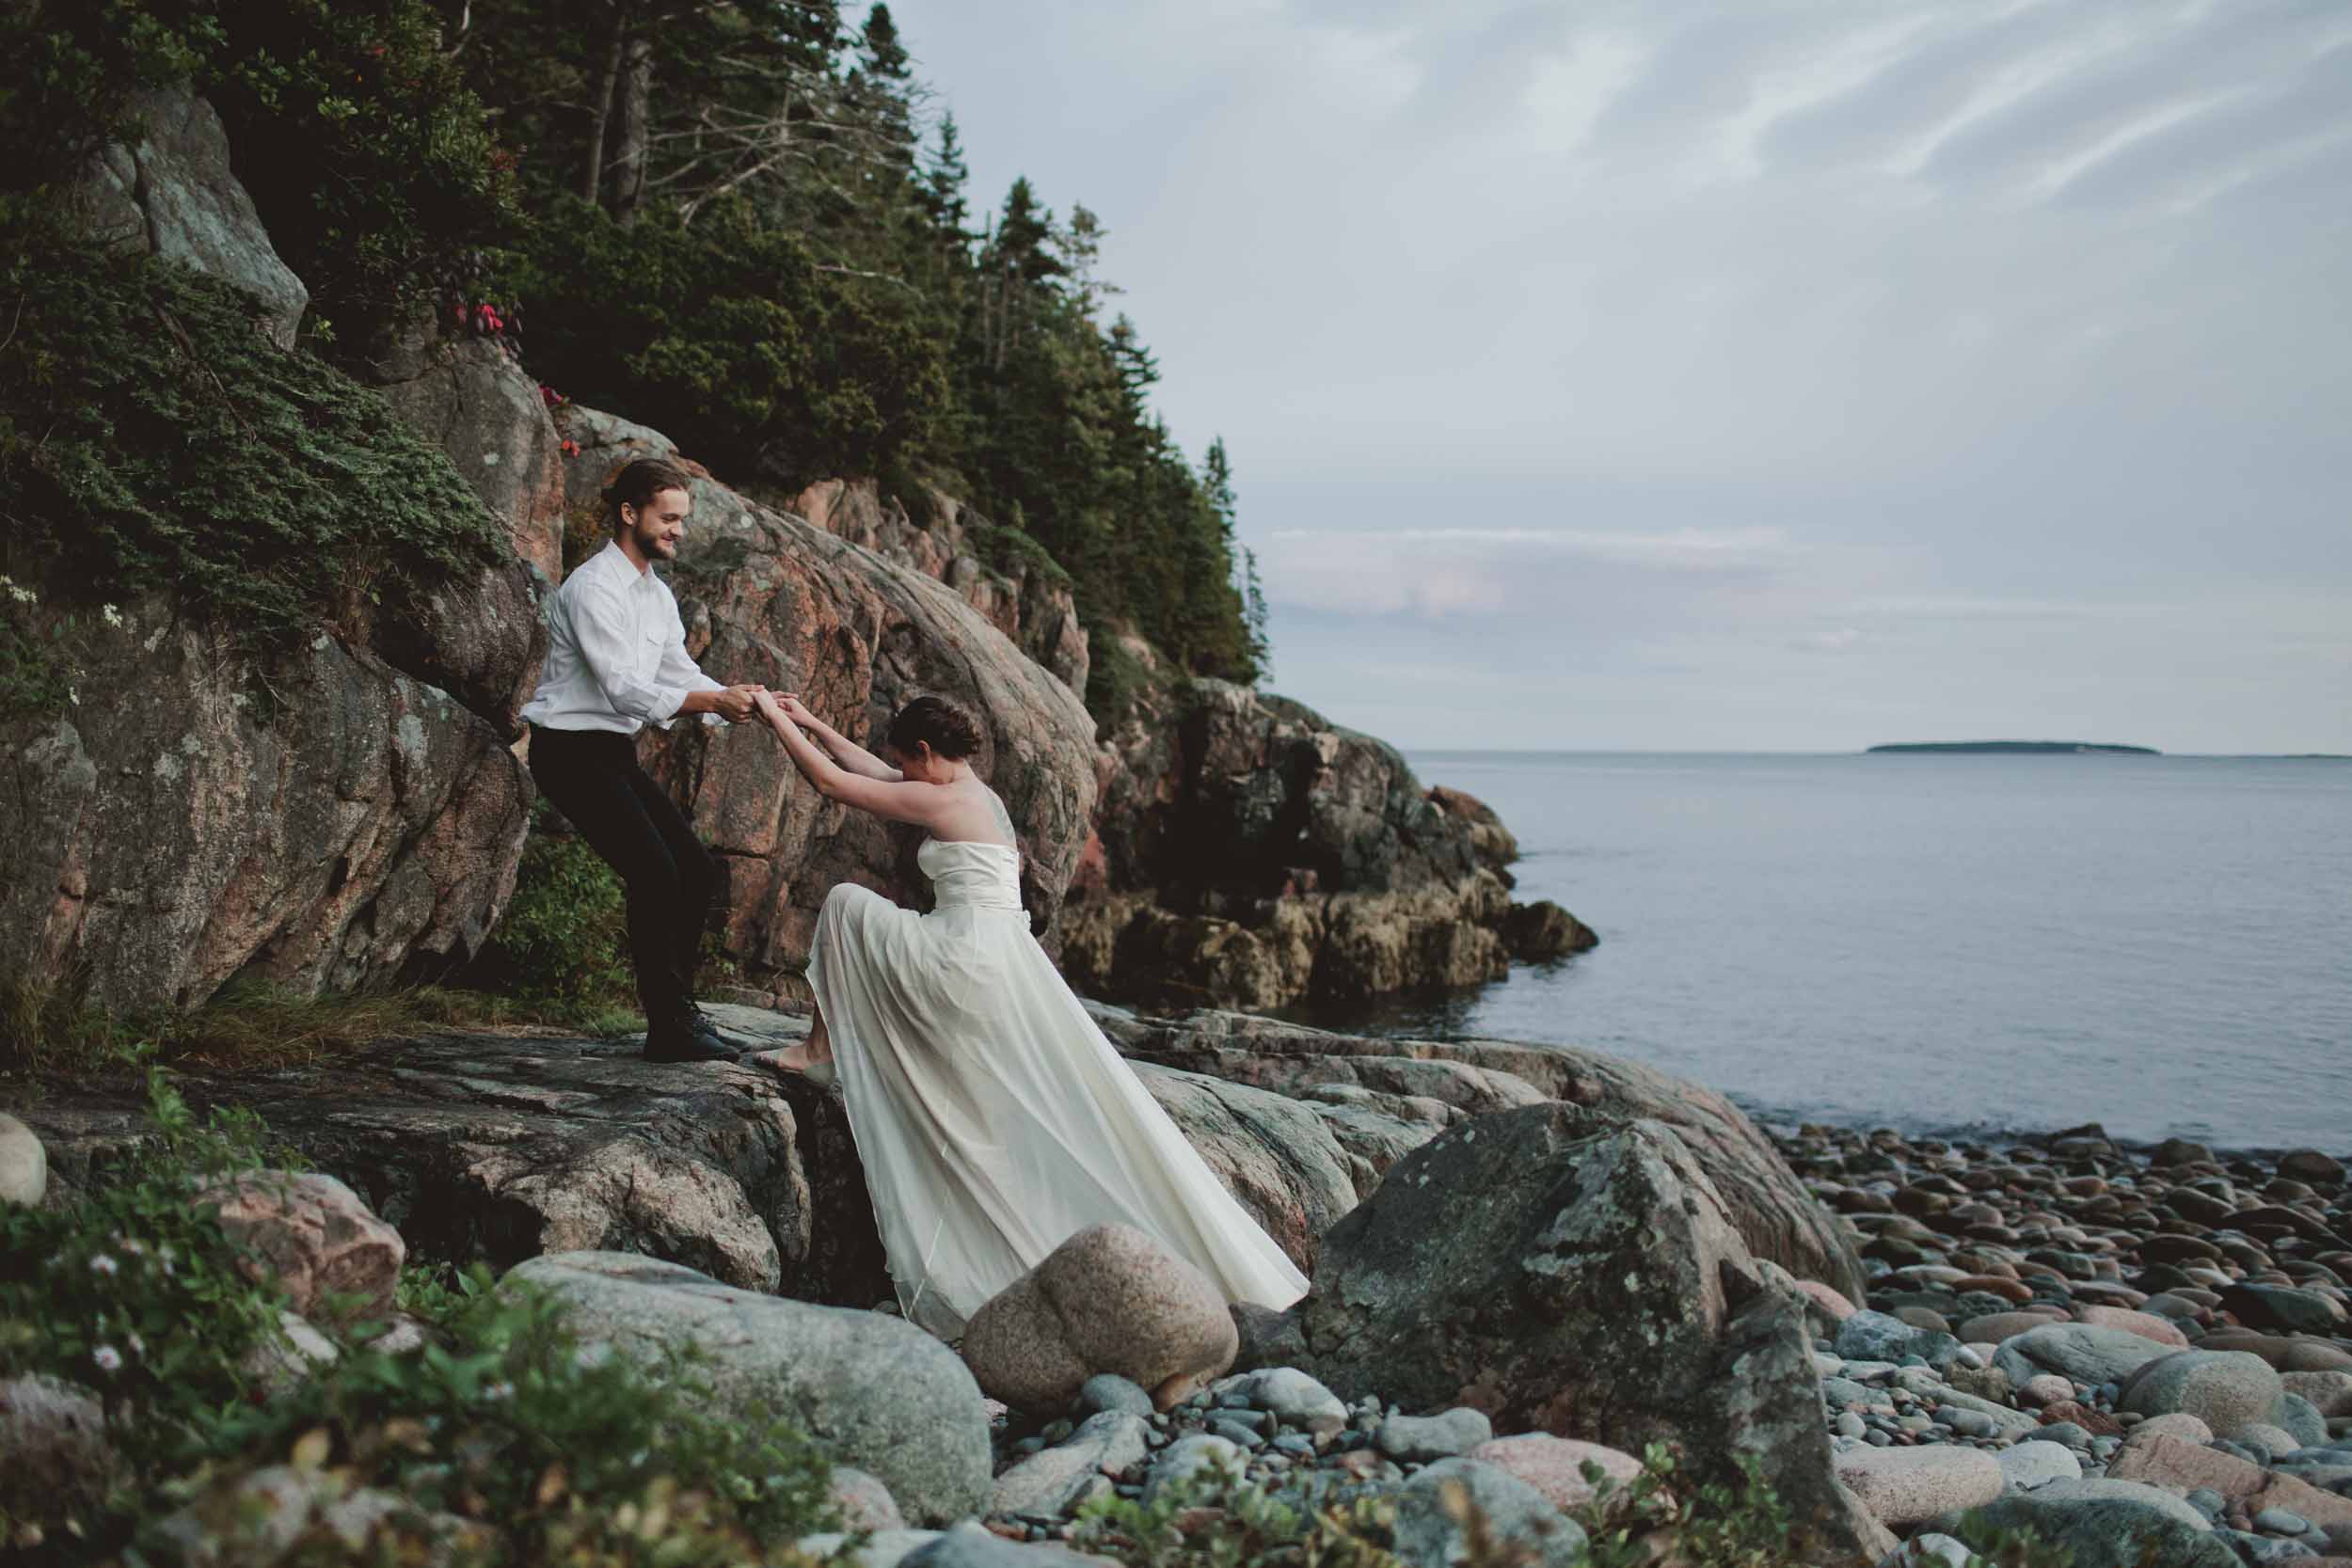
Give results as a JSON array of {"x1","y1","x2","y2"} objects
[
  {"x1": 581, "y1": 11, "x2": 626, "y2": 206},
  {"x1": 610, "y1": 32, "x2": 655, "y2": 220}
]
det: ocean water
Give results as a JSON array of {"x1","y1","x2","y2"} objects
[{"x1": 1294, "y1": 752, "x2": 2352, "y2": 1152}]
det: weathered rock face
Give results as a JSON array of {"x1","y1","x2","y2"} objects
[
  {"x1": 1292, "y1": 1104, "x2": 1895, "y2": 1567},
  {"x1": 555, "y1": 407, "x2": 1100, "y2": 990},
  {"x1": 1135, "y1": 1066, "x2": 1366, "y2": 1273},
  {"x1": 1096, "y1": 1005, "x2": 1869, "y2": 1301},
  {"x1": 373, "y1": 334, "x2": 567, "y2": 590},
  {"x1": 20, "y1": 1010, "x2": 874, "y2": 1302},
  {"x1": 68, "y1": 88, "x2": 309, "y2": 347},
  {"x1": 0, "y1": 1375, "x2": 122, "y2": 1542},
  {"x1": 788, "y1": 479, "x2": 1089, "y2": 699},
  {"x1": 200, "y1": 1171, "x2": 407, "y2": 1320},
  {"x1": 1061, "y1": 674, "x2": 1593, "y2": 1009},
  {"x1": 0, "y1": 608, "x2": 533, "y2": 1011}
]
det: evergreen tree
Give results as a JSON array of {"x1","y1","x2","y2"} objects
[{"x1": 919, "y1": 113, "x2": 970, "y2": 234}]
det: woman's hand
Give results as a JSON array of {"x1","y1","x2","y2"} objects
[
  {"x1": 753, "y1": 689, "x2": 787, "y2": 721},
  {"x1": 777, "y1": 692, "x2": 818, "y2": 728}
]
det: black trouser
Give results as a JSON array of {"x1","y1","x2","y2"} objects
[{"x1": 527, "y1": 726, "x2": 718, "y2": 1030}]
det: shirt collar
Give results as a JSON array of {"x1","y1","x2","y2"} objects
[{"x1": 593, "y1": 539, "x2": 658, "y2": 588}]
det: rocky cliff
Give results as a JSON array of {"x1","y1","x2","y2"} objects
[
  {"x1": 0, "y1": 88, "x2": 547, "y2": 1013},
  {"x1": 1057, "y1": 657, "x2": 1595, "y2": 1010}
]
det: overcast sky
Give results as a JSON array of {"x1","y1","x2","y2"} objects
[{"x1": 888, "y1": 0, "x2": 2351, "y2": 752}]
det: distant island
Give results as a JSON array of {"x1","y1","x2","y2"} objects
[{"x1": 1867, "y1": 740, "x2": 2161, "y2": 755}]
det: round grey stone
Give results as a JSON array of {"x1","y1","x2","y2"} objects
[
  {"x1": 1142, "y1": 1433, "x2": 1246, "y2": 1505},
  {"x1": 1377, "y1": 1408, "x2": 1494, "y2": 1464},
  {"x1": 1239, "y1": 1368, "x2": 1348, "y2": 1428},
  {"x1": 1391, "y1": 1458, "x2": 1587, "y2": 1568},
  {"x1": 1078, "y1": 1374, "x2": 1154, "y2": 1418},
  {"x1": 1938, "y1": 1477, "x2": 2239, "y2": 1568},
  {"x1": 1996, "y1": 1440, "x2": 2084, "y2": 1493},
  {"x1": 2118, "y1": 1351, "x2": 2283, "y2": 1439}
]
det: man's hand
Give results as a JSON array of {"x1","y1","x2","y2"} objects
[{"x1": 712, "y1": 684, "x2": 767, "y2": 723}]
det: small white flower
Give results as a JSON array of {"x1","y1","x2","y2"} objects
[
  {"x1": 89, "y1": 1255, "x2": 119, "y2": 1277},
  {"x1": 483, "y1": 1381, "x2": 515, "y2": 1402},
  {"x1": 101, "y1": 604, "x2": 124, "y2": 628},
  {"x1": 2, "y1": 576, "x2": 32, "y2": 606},
  {"x1": 126, "y1": 1333, "x2": 146, "y2": 1356},
  {"x1": 92, "y1": 1346, "x2": 122, "y2": 1372}
]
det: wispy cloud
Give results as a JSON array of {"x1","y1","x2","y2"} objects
[{"x1": 895, "y1": 0, "x2": 2352, "y2": 750}]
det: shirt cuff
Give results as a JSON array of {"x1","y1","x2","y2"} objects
[{"x1": 646, "y1": 684, "x2": 689, "y2": 727}]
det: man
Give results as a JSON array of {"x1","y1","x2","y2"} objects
[{"x1": 520, "y1": 457, "x2": 765, "y2": 1062}]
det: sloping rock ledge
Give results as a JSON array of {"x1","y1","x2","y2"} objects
[{"x1": 18, "y1": 1001, "x2": 1859, "y2": 1310}]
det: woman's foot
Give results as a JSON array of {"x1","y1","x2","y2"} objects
[{"x1": 748, "y1": 1039, "x2": 836, "y2": 1088}]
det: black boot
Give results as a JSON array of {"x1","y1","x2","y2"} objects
[
  {"x1": 683, "y1": 1005, "x2": 736, "y2": 1054},
  {"x1": 644, "y1": 1012, "x2": 739, "y2": 1063}
]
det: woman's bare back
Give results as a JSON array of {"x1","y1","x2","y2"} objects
[{"x1": 923, "y1": 778, "x2": 1017, "y2": 849}]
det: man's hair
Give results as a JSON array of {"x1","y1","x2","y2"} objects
[
  {"x1": 887, "y1": 694, "x2": 984, "y2": 761},
  {"x1": 603, "y1": 458, "x2": 696, "y2": 532}
]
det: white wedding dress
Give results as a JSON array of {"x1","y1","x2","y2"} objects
[{"x1": 804, "y1": 816, "x2": 1310, "y2": 1338}]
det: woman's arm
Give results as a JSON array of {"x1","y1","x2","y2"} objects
[
  {"x1": 757, "y1": 693, "x2": 946, "y2": 830},
  {"x1": 780, "y1": 694, "x2": 900, "y2": 782}
]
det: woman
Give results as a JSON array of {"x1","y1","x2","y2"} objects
[{"x1": 752, "y1": 689, "x2": 1309, "y2": 1338}]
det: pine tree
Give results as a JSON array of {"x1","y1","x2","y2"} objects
[{"x1": 920, "y1": 113, "x2": 971, "y2": 235}]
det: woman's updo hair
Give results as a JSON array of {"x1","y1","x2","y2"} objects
[{"x1": 888, "y1": 694, "x2": 982, "y2": 761}]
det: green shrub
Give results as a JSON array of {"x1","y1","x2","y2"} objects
[
  {"x1": 469, "y1": 804, "x2": 637, "y2": 1016},
  {"x1": 0, "y1": 1074, "x2": 297, "y2": 1544},
  {"x1": 149, "y1": 1267, "x2": 840, "y2": 1565},
  {"x1": 2, "y1": 1075, "x2": 836, "y2": 1563},
  {"x1": 0, "y1": 245, "x2": 510, "y2": 717}
]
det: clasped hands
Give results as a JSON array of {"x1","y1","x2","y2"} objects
[
  {"x1": 700, "y1": 684, "x2": 771, "y2": 723},
  {"x1": 702, "y1": 684, "x2": 819, "y2": 728}
]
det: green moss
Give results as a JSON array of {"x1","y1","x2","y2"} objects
[{"x1": 0, "y1": 245, "x2": 509, "y2": 719}]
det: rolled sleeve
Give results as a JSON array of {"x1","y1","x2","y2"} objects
[{"x1": 573, "y1": 578, "x2": 683, "y2": 724}]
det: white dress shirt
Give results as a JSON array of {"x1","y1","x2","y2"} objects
[{"x1": 519, "y1": 541, "x2": 724, "y2": 734}]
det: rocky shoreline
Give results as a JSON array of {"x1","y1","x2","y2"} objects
[
  {"x1": 1773, "y1": 1121, "x2": 2352, "y2": 1564},
  {"x1": 10, "y1": 1003, "x2": 2352, "y2": 1567}
]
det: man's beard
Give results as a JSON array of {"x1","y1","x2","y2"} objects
[{"x1": 629, "y1": 525, "x2": 676, "y2": 558}]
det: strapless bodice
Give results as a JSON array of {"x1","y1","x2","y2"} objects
[{"x1": 919, "y1": 837, "x2": 1024, "y2": 912}]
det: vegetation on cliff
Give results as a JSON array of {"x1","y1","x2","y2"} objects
[
  {"x1": 2, "y1": 0, "x2": 1269, "y2": 719},
  {"x1": 457, "y1": 0, "x2": 1268, "y2": 707},
  {"x1": 0, "y1": 246, "x2": 511, "y2": 720}
]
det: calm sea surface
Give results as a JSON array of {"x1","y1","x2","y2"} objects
[{"x1": 1289, "y1": 752, "x2": 2352, "y2": 1152}]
